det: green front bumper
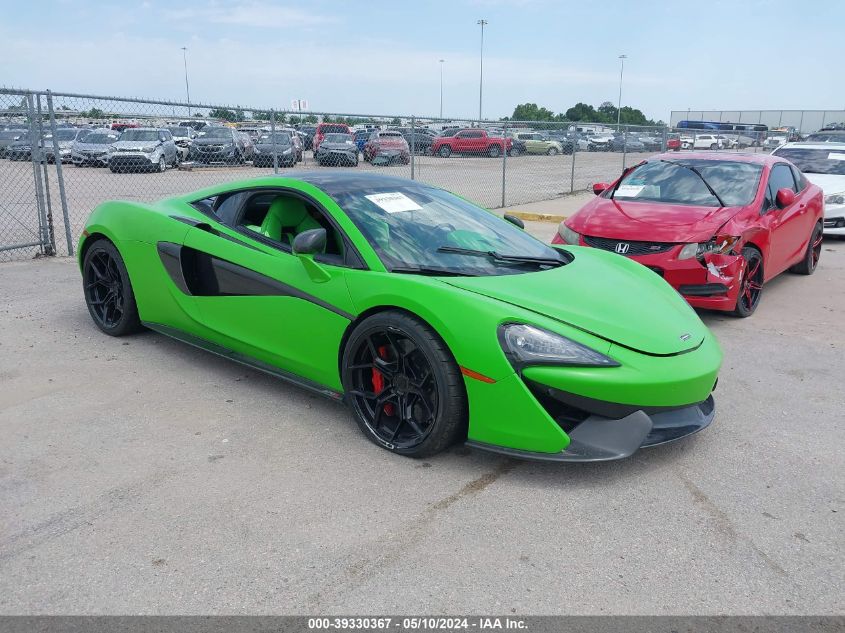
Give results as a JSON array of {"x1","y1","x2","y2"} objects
[{"x1": 464, "y1": 332, "x2": 722, "y2": 458}]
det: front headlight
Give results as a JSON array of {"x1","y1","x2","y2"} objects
[
  {"x1": 500, "y1": 324, "x2": 619, "y2": 368},
  {"x1": 140, "y1": 145, "x2": 157, "y2": 153},
  {"x1": 824, "y1": 192, "x2": 845, "y2": 205},
  {"x1": 558, "y1": 224, "x2": 581, "y2": 245},
  {"x1": 678, "y1": 235, "x2": 740, "y2": 260}
]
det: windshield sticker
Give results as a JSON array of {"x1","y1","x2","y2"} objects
[
  {"x1": 365, "y1": 192, "x2": 422, "y2": 213},
  {"x1": 615, "y1": 184, "x2": 645, "y2": 197},
  {"x1": 828, "y1": 152, "x2": 845, "y2": 161}
]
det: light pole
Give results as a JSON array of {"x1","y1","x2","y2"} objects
[
  {"x1": 477, "y1": 19, "x2": 487, "y2": 121},
  {"x1": 181, "y1": 47, "x2": 191, "y2": 117},
  {"x1": 616, "y1": 54, "x2": 627, "y2": 129},
  {"x1": 439, "y1": 59, "x2": 445, "y2": 119}
]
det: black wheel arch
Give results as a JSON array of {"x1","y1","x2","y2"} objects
[{"x1": 78, "y1": 231, "x2": 113, "y2": 271}]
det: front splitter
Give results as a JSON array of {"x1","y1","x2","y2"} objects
[{"x1": 466, "y1": 396, "x2": 715, "y2": 462}]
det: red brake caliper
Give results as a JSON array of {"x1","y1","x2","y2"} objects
[{"x1": 371, "y1": 346, "x2": 395, "y2": 416}]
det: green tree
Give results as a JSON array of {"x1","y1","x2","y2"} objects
[
  {"x1": 597, "y1": 101, "x2": 617, "y2": 123},
  {"x1": 563, "y1": 102, "x2": 600, "y2": 122},
  {"x1": 81, "y1": 107, "x2": 105, "y2": 119},
  {"x1": 511, "y1": 103, "x2": 556, "y2": 121}
]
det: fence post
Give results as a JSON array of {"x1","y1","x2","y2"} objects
[
  {"x1": 661, "y1": 126, "x2": 668, "y2": 153},
  {"x1": 46, "y1": 91, "x2": 73, "y2": 255},
  {"x1": 270, "y1": 109, "x2": 278, "y2": 174},
  {"x1": 622, "y1": 125, "x2": 628, "y2": 170},
  {"x1": 501, "y1": 121, "x2": 507, "y2": 208},
  {"x1": 570, "y1": 130, "x2": 576, "y2": 194},
  {"x1": 410, "y1": 115, "x2": 415, "y2": 180},
  {"x1": 34, "y1": 94, "x2": 57, "y2": 255},
  {"x1": 26, "y1": 95, "x2": 51, "y2": 256}
]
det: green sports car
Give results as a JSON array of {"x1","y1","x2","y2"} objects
[{"x1": 78, "y1": 172, "x2": 722, "y2": 461}]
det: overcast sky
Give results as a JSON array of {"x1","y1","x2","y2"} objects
[{"x1": 1, "y1": 0, "x2": 843, "y2": 121}]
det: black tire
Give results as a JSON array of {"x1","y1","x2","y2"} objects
[
  {"x1": 547, "y1": 147, "x2": 559, "y2": 156},
  {"x1": 109, "y1": 164, "x2": 118, "y2": 173},
  {"x1": 709, "y1": 143, "x2": 717, "y2": 150},
  {"x1": 790, "y1": 222, "x2": 823, "y2": 275},
  {"x1": 488, "y1": 145, "x2": 501, "y2": 158},
  {"x1": 509, "y1": 147, "x2": 521, "y2": 157},
  {"x1": 438, "y1": 145, "x2": 451, "y2": 158},
  {"x1": 341, "y1": 311, "x2": 467, "y2": 458},
  {"x1": 157, "y1": 156, "x2": 166, "y2": 172},
  {"x1": 82, "y1": 239, "x2": 142, "y2": 336},
  {"x1": 732, "y1": 246, "x2": 764, "y2": 318}
]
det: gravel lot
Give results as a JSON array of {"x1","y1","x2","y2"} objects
[{"x1": 0, "y1": 229, "x2": 842, "y2": 614}]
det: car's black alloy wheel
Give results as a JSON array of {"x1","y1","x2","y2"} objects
[
  {"x1": 83, "y1": 239, "x2": 142, "y2": 336},
  {"x1": 342, "y1": 311, "x2": 467, "y2": 457},
  {"x1": 790, "y1": 222, "x2": 823, "y2": 275},
  {"x1": 733, "y1": 246, "x2": 764, "y2": 317}
]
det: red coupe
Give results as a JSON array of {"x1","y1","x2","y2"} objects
[{"x1": 554, "y1": 153, "x2": 824, "y2": 316}]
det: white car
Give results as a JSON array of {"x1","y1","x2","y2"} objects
[
  {"x1": 587, "y1": 132, "x2": 615, "y2": 151},
  {"x1": 772, "y1": 142, "x2": 845, "y2": 235},
  {"x1": 764, "y1": 134, "x2": 788, "y2": 150},
  {"x1": 692, "y1": 134, "x2": 724, "y2": 150}
]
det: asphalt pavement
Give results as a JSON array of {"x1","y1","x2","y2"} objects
[{"x1": 0, "y1": 236, "x2": 842, "y2": 614}]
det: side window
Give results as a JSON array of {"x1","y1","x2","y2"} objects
[
  {"x1": 469, "y1": 131, "x2": 483, "y2": 138},
  {"x1": 764, "y1": 164, "x2": 797, "y2": 211},
  {"x1": 191, "y1": 195, "x2": 219, "y2": 217},
  {"x1": 455, "y1": 131, "x2": 467, "y2": 138},
  {"x1": 790, "y1": 164, "x2": 806, "y2": 192},
  {"x1": 160, "y1": 131, "x2": 171, "y2": 142},
  {"x1": 235, "y1": 191, "x2": 353, "y2": 266}
]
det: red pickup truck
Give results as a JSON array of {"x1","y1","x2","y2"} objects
[{"x1": 431, "y1": 129, "x2": 511, "y2": 158}]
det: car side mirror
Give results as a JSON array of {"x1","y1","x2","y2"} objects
[
  {"x1": 775, "y1": 188, "x2": 795, "y2": 208},
  {"x1": 593, "y1": 182, "x2": 610, "y2": 195},
  {"x1": 503, "y1": 214, "x2": 525, "y2": 229},
  {"x1": 292, "y1": 228, "x2": 326, "y2": 256},
  {"x1": 293, "y1": 228, "x2": 331, "y2": 283}
]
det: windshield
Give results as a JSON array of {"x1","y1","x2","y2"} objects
[
  {"x1": 611, "y1": 159, "x2": 763, "y2": 207},
  {"x1": 120, "y1": 129, "x2": 161, "y2": 142},
  {"x1": 324, "y1": 133, "x2": 352, "y2": 143},
  {"x1": 168, "y1": 127, "x2": 190, "y2": 137},
  {"x1": 258, "y1": 133, "x2": 291, "y2": 144},
  {"x1": 54, "y1": 129, "x2": 78, "y2": 141},
  {"x1": 805, "y1": 133, "x2": 845, "y2": 143},
  {"x1": 326, "y1": 182, "x2": 566, "y2": 276},
  {"x1": 83, "y1": 133, "x2": 119, "y2": 144},
  {"x1": 771, "y1": 148, "x2": 845, "y2": 175},
  {"x1": 200, "y1": 127, "x2": 233, "y2": 139}
]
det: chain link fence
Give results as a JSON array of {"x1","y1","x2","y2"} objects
[{"x1": 2, "y1": 87, "x2": 806, "y2": 262}]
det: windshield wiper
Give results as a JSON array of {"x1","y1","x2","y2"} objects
[
  {"x1": 390, "y1": 266, "x2": 477, "y2": 277},
  {"x1": 659, "y1": 160, "x2": 726, "y2": 207},
  {"x1": 436, "y1": 245, "x2": 564, "y2": 267}
]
